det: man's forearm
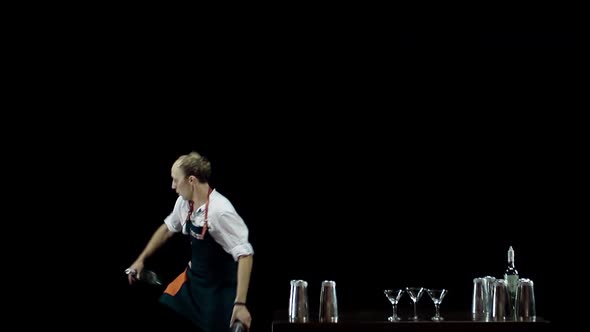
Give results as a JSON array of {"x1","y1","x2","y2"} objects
[
  {"x1": 134, "y1": 223, "x2": 174, "y2": 264},
  {"x1": 235, "y1": 254, "x2": 253, "y2": 303}
]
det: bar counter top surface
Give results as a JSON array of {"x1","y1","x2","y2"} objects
[{"x1": 272, "y1": 311, "x2": 551, "y2": 332}]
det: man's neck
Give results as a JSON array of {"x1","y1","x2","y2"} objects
[{"x1": 191, "y1": 183, "x2": 211, "y2": 207}]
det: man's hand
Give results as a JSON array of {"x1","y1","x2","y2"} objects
[
  {"x1": 126, "y1": 261, "x2": 144, "y2": 285},
  {"x1": 230, "y1": 304, "x2": 251, "y2": 330}
]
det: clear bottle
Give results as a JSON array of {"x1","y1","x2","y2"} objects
[
  {"x1": 503, "y1": 246, "x2": 519, "y2": 312},
  {"x1": 125, "y1": 268, "x2": 163, "y2": 286},
  {"x1": 139, "y1": 269, "x2": 163, "y2": 286},
  {"x1": 231, "y1": 321, "x2": 246, "y2": 332}
]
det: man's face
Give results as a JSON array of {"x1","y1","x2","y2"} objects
[{"x1": 171, "y1": 163, "x2": 191, "y2": 200}]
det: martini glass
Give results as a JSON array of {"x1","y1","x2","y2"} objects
[
  {"x1": 384, "y1": 289, "x2": 404, "y2": 321},
  {"x1": 405, "y1": 287, "x2": 424, "y2": 320},
  {"x1": 427, "y1": 288, "x2": 448, "y2": 321}
]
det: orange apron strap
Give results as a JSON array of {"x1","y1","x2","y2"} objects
[{"x1": 163, "y1": 267, "x2": 188, "y2": 296}]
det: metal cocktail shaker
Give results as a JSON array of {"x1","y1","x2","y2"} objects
[
  {"x1": 472, "y1": 277, "x2": 488, "y2": 321},
  {"x1": 491, "y1": 279, "x2": 510, "y2": 321},
  {"x1": 319, "y1": 280, "x2": 338, "y2": 323},
  {"x1": 289, "y1": 279, "x2": 309, "y2": 323},
  {"x1": 472, "y1": 276, "x2": 496, "y2": 320},
  {"x1": 515, "y1": 278, "x2": 536, "y2": 321}
]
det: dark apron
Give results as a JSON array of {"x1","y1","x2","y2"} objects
[{"x1": 160, "y1": 220, "x2": 237, "y2": 332}]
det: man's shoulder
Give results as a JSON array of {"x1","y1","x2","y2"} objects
[
  {"x1": 209, "y1": 190, "x2": 237, "y2": 213},
  {"x1": 210, "y1": 189, "x2": 230, "y2": 203}
]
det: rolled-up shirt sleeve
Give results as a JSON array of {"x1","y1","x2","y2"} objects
[
  {"x1": 164, "y1": 196, "x2": 185, "y2": 233},
  {"x1": 209, "y1": 210, "x2": 254, "y2": 261}
]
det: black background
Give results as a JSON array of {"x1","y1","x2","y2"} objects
[
  {"x1": 91, "y1": 118, "x2": 578, "y2": 332},
  {"x1": 28, "y1": 8, "x2": 581, "y2": 331}
]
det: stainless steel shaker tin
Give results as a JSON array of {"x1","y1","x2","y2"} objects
[
  {"x1": 515, "y1": 278, "x2": 536, "y2": 321},
  {"x1": 319, "y1": 280, "x2": 338, "y2": 323},
  {"x1": 483, "y1": 276, "x2": 496, "y2": 314},
  {"x1": 491, "y1": 279, "x2": 509, "y2": 321},
  {"x1": 289, "y1": 279, "x2": 309, "y2": 323},
  {"x1": 472, "y1": 277, "x2": 489, "y2": 320}
]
